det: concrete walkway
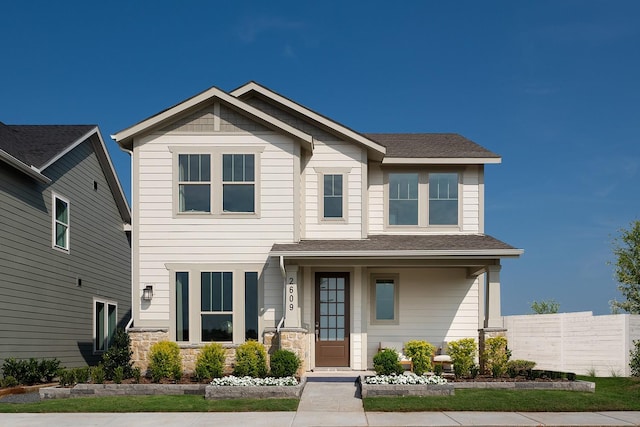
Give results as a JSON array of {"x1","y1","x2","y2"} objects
[{"x1": 2, "y1": 372, "x2": 640, "y2": 426}]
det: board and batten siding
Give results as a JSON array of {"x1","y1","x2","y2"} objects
[
  {"x1": 303, "y1": 139, "x2": 364, "y2": 239},
  {"x1": 365, "y1": 268, "x2": 479, "y2": 367},
  {"x1": 133, "y1": 132, "x2": 297, "y2": 327},
  {"x1": 0, "y1": 138, "x2": 131, "y2": 368},
  {"x1": 503, "y1": 312, "x2": 640, "y2": 376}
]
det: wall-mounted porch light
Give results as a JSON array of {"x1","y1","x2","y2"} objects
[{"x1": 142, "y1": 285, "x2": 154, "y2": 301}]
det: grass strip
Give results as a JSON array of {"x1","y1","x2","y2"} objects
[
  {"x1": 363, "y1": 377, "x2": 640, "y2": 412},
  {"x1": 0, "y1": 395, "x2": 299, "y2": 413}
]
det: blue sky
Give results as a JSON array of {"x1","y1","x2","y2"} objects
[{"x1": 2, "y1": 1, "x2": 639, "y2": 315}]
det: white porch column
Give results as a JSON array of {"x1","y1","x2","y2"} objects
[
  {"x1": 284, "y1": 266, "x2": 300, "y2": 328},
  {"x1": 485, "y1": 265, "x2": 502, "y2": 328}
]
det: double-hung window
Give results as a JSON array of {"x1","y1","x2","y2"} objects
[
  {"x1": 94, "y1": 299, "x2": 117, "y2": 352},
  {"x1": 386, "y1": 171, "x2": 459, "y2": 228},
  {"x1": 388, "y1": 173, "x2": 419, "y2": 225},
  {"x1": 178, "y1": 154, "x2": 211, "y2": 213},
  {"x1": 429, "y1": 173, "x2": 458, "y2": 225},
  {"x1": 53, "y1": 194, "x2": 70, "y2": 251},
  {"x1": 222, "y1": 154, "x2": 255, "y2": 213},
  {"x1": 323, "y1": 174, "x2": 343, "y2": 219},
  {"x1": 201, "y1": 272, "x2": 233, "y2": 342}
]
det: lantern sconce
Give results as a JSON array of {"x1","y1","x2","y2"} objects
[{"x1": 142, "y1": 285, "x2": 154, "y2": 301}]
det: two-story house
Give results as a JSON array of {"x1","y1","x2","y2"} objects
[
  {"x1": 112, "y1": 82, "x2": 522, "y2": 372},
  {"x1": 0, "y1": 123, "x2": 131, "y2": 368}
]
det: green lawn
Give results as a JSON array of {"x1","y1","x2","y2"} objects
[
  {"x1": 363, "y1": 376, "x2": 640, "y2": 412},
  {"x1": 0, "y1": 395, "x2": 299, "y2": 413}
]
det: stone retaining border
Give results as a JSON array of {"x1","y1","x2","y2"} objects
[{"x1": 40, "y1": 378, "x2": 306, "y2": 400}]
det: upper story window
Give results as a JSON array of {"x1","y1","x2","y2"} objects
[
  {"x1": 385, "y1": 171, "x2": 460, "y2": 229},
  {"x1": 173, "y1": 148, "x2": 262, "y2": 218},
  {"x1": 53, "y1": 194, "x2": 70, "y2": 251},
  {"x1": 323, "y1": 174, "x2": 343, "y2": 219},
  {"x1": 178, "y1": 154, "x2": 211, "y2": 213},
  {"x1": 389, "y1": 173, "x2": 418, "y2": 225},
  {"x1": 429, "y1": 173, "x2": 458, "y2": 225},
  {"x1": 222, "y1": 154, "x2": 255, "y2": 213}
]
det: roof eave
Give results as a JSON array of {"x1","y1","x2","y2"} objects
[
  {"x1": 382, "y1": 157, "x2": 502, "y2": 165},
  {"x1": 270, "y1": 249, "x2": 524, "y2": 259},
  {"x1": 111, "y1": 86, "x2": 313, "y2": 151},
  {"x1": 0, "y1": 149, "x2": 51, "y2": 184},
  {"x1": 231, "y1": 81, "x2": 386, "y2": 157}
]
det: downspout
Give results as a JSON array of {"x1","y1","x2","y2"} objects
[
  {"x1": 277, "y1": 255, "x2": 286, "y2": 333},
  {"x1": 125, "y1": 317, "x2": 134, "y2": 332}
]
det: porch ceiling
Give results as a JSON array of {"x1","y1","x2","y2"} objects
[{"x1": 270, "y1": 234, "x2": 523, "y2": 259}]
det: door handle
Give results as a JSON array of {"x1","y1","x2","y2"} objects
[{"x1": 315, "y1": 321, "x2": 319, "y2": 342}]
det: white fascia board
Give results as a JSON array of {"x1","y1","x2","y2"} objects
[
  {"x1": 382, "y1": 157, "x2": 502, "y2": 165},
  {"x1": 112, "y1": 86, "x2": 313, "y2": 150},
  {"x1": 231, "y1": 82, "x2": 385, "y2": 157},
  {"x1": 0, "y1": 149, "x2": 51, "y2": 183},
  {"x1": 271, "y1": 249, "x2": 524, "y2": 259}
]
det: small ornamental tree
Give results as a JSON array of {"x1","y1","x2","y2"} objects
[
  {"x1": 447, "y1": 338, "x2": 477, "y2": 378},
  {"x1": 530, "y1": 299, "x2": 560, "y2": 314},
  {"x1": 482, "y1": 336, "x2": 510, "y2": 377},
  {"x1": 610, "y1": 220, "x2": 640, "y2": 314},
  {"x1": 630, "y1": 340, "x2": 640, "y2": 377},
  {"x1": 404, "y1": 340, "x2": 435, "y2": 375},
  {"x1": 102, "y1": 328, "x2": 134, "y2": 380}
]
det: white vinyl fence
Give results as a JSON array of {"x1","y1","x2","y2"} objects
[{"x1": 502, "y1": 311, "x2": 640, "y2": 377}]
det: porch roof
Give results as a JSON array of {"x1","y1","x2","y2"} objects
[{"x1": 271, "y1": 234, "x2": 523, "y2": 259}]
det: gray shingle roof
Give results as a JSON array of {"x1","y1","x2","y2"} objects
[
  {"x1": 0, "y1": 122, "x2": 95, "y2": 168},
  {"x1": 364, "y1": 133, "x2": 500, "y2": 159},
  {"x1": 271, "y1": 234, "x2": 520, "y2": 255}
]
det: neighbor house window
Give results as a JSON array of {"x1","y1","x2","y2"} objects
[
  {"x1": 222, "y1": 154, "x2": 255, "y2": 213},
  {"x1": 370, "y1": 275, "x2": 399, "y2": 324},
  {"x1": 53, "y1": 195, "x2": 70, "y2": 251},
  {"x1": 178, "y1": 154, "x2": 211, "y2": 212},
  {"x1": 201, "y1": 272, "x2": 233, "y2": 341},
  {"x1": 388, "y1": 173, "x2": 418, "y2": 225},
  {"x1": 94, "y1": 299, "x2": 117, "y2": 352},
  {"x1": 245, "y1": 272, "x2": 259, "y2": 340},
  {"x1": 323, "y1": 174, "x2": 343, "y2": 219},
  {"x1": 429, "y1": 173, "x2": 458, "y2": 225},
  {"x1": 176, "y1": 272, "x2": 189, "y2": 342}
]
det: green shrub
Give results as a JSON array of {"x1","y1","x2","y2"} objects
[
  {"x1": 433, "y1": 363, "x2": 443, "y2": 376},
  {"x1": 507, "y1": 359, "x2": 536, "y2": 378},
  {"x1": 73, "y1": 367, "x2": 91, "y2": 384},
  {"x1": 102, "y1": 329, "x2": 134, "y2": 380},
  {"x1": 631, "y1": 340, "x2": 640, "y2": 377},
  {"x1": 482, "y1": 336, "x2": 510, "y2": 378},
  {"x1": 448, "y1": 338, "x2": 477, "y2": 378},
  {"x1": 58, "y1": 369, "x2": 76, "y2": 387},
  {"x1": 1, "y1": 357, "x2": 61, "y2": 385},
  {"x1": 233, "y1": 341, "x2": 268, "y2": 378},
  {"x1": 148, "y1": 341, "x2": 182, "y2": 382},
  {"x1": 91, "y1": 364, "x2": 106, "y2": 384},
  {"x1": 270, "y1": 349, "x2": 301, "y2": 378},
  {"x1": 373, "y1": 348, "x2": 403, "y2": 375},
  {"x1": 194, "y1": 343, "x2": 226, "y2": 381},
  {"x1": 404, "y1": 340, "x2": 435, "y2": 375},
  {"x1": 1, "y1": 375, "x2": 18, "y2": 388},
  {"x1": 132, "y1": 367, "x2": 142, "y2": 383},
  {"x1": 113, "y1": 366, "x2": 124, "y2": 384}
]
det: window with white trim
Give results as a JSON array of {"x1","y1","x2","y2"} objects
[
  {"x1": 201, "y1": 272, "x2": 234, "y2": 342},
  {"x1": 428, "y1": 173, "x2": 458, "y2": 225},
  {"x1": 94, "y1": 299, "x2": 117, "y2": 352},
  {"x1": 53, "y1": 194, "x2": 70, "y2": 251}
]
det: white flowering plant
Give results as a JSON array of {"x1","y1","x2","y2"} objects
[
  {"x1": 210, "y1": 375, "x2": 298, "y2": 387},
  {"x1": 364, "y1": 373, "x2": 448, "y2": 385}
]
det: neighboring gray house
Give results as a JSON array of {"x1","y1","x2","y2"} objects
[{"x1": 0, "y1": 122, "x2": 131, "y2": 368}]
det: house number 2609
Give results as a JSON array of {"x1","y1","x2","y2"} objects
[{"x1": 287, "y1": 281, "x2": 294, "y2": 311}]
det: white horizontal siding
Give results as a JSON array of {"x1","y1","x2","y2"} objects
[
  {"x1": 461, "y1": 167, "x2": 480, "y2": 233},
  {"x1": 366, "y1": 268, "x2": 479, "y2": 367},
  {"x1": 134, "y1": 133, "x2": 296, "y2": 324},
  {"x1": 303, "y1": 139, "x2": 364, "y2": 239}
]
